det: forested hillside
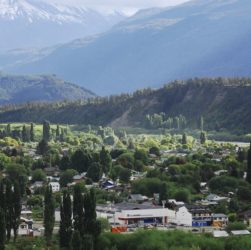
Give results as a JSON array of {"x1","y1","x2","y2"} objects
[
  {"x1": 0, "y1": 78, "x2": 251, "y2": 133},
  {"x1": 0, "y1": 73, "x2": 95, "y2": 104}
]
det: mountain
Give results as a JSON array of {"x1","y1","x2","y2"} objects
[
  {"x1": 0, "y1": 0, "x2": 126, "y2": 50},
  {"x1": 0, "y1": 78, "x2": 251, "y2": 133},
  {"x1": 0, "y1": 73, "x2": 95, "y2": 104},
  {"x1": 2, "y1": 0, "x2": 251, "y2": 95}
]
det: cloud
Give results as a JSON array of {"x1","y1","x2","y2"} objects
[{"x1": 50, "y1": 0, "x2": 190, "y2": 15}]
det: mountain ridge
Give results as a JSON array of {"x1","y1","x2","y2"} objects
[
  {"x1": 0, "y1": 73, "x2": 95, "y2": 104},
  {"x1": 2, "y1": 0, "x2": 251, "y2": 95},
  {"x1": 0, "y1": 0, "x2": 126, "y2": 50},
  {"x1": 0, "y1": 77, "x2": 250, "y2": 133}
]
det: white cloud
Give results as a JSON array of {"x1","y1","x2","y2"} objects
[{"x1": 49, "y1": 0, "x2": 190, "y2": 15}]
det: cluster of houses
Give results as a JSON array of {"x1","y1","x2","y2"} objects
[{"x1": 96, "y1": 195, "x2": 230, "y2": 233}]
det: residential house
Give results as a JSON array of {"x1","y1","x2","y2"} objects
[{"x1": 49, "y1": 182, "x2": 60, "y2": 192}]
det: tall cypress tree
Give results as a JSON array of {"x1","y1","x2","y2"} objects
[
  {"x1": 13, "y1": 182, "x2": 21, "y2": 242},
  {"x1": 83, "y1": 189, "x2": 101, "y2": 239},
  {"x1": 5, "y1": 180, "x2": 13, "y2": 242},
  {"x1": 0, "y1": 208, "x2": 6, "y2": 250},
  {"x1": 30, "y1": 123, "x2": 35, "y2": 142},
  {"x1": 44, "y1": 185, "x2": 55, "y2": 246},
  {"x1": 22, "y1": 125, "x2": 29, "y2": 142},
  {"x1": 99, "y1": 146, "x2": 112, "y2": 175},
  {"x1": 59, "y1": 190, "x2": 72, "y2": 249},
  {"x1": 43, "y1": 120, "x2": 51, "y2": 142},
  {"x1": 73, "y1": 185, "x2": 84, "y2": 235},
  {"x1": 70, "y1": 230, "x2": 82, "y2": 250},
  {"x1": 246, "y1": 142, "x2": 251, "y2": 183}
]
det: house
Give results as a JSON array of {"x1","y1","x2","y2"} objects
[
  {"x1": 30, "y1": 181, "x2": 44, "y2": 192},
  {"x1": 21, "y1": 210, "x2": 33, "y2": 220},
  {"x1": 101, "y1": 180, "x2": 116, "y2": 190},
  {"x1": 18, "y1": 217, "x2": 33, "y2": 237},
  {"x1": 206, "y1": 194, "x2": 228, "y2": 203},
  {"x1": 128, "y1": 194, "x2": 148, "y2": 203},
  {"x1": 212, "y1": 214, "x2": 228, "y2": 228},
  {"x1": 44, "y1": 166, "x2": 60, "y2": 176},
  {"x1": 186, "y1": 205, "x2": 212, "y2": 227},
  {"x1": 169, "y1": 206, "x2": 192, "y2": 226},
  {"x1": 49, "y1": 182, "x2": 60, "y2": 192}
]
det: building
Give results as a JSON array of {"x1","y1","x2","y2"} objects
[
  {"x1": 97, "y1": 202, "x2": 192, "y2": 230},
  {"x1": 186, "y1": 205, "x2": 212, "y2": 227},
  {"x1": 212, "y1": 214, "x2": 228, "y2": 228},
  {"x1": 18, "y1": 217, "x2": 33, "y2": 237},
  {"x1": 49, "y1": 182, "x2": 60, "y2": 192}
]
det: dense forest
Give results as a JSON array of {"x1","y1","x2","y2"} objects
[
  {"x1": 0, "y1": 73, "x2": 95, "y2": 104},
  {"x1": 0, "y1": 78, "x2": 251, "y2": 133}
]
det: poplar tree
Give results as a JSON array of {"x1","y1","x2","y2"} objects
[
  {"x1": 182, "y1": 133, "x2": 187, "y2": 145},
  {"x1": 73, "y1": 185, "x2": 84, "y2": 234},
  {"x1": 70, "y1": 230, "x2": 82, "y2": 250},
  {"x1": 22, "y1": 125, "x2": 29, "y2": 142},
  {"x1": 59, "y1": 190, "x2": 72, "y2": 249},
  {"x1": 44, "y1": 185, "x2": 55, "y2": 246},
  {"x1": 5, "y1": 180, "x2": 13, "y2": 242},
  {"x1": 30, "y1": 123, "x2": 35, "y2": 142},
  {"x1": 246, "y1": 143, "x2": 251, "y2": 183},
  {"x1": 43, "y1": 120, "x2": 51, "y2": 142},
  {"x1": 0, "y1": 208, "x2": 5, "y2": 250},
  {"x1": 13, "y1": 182, "x2": 21, "y2": 242},
  {"x1": 99, "y1": 146, "x2": 112, "y2": 175}
]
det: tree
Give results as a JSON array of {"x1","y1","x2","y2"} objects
[
  {"x1": 13, "y1": 182, "x2": 21, "y2": 242},
  {"x1": 70, "y1": 230, "x2": 82, "y2": 250},
  {"x1": 42, "y1": 120, "x2": 51, "y2": 142},
  {"x1": 56, "y1": 124, "x2": 60, "y2": 139},
  {"x1": 60, "y1": 155, "x2": 72, "y2": 171},
  {"x1": 87, "y1": 163, "x2": 102, "y2": 182},
  {"x1": 82, "y1": 235, "x2": 94, "y2": 250},
  {"x1": 0, "y1": 208, "x2": 5, "y2": 250},
  {"x1": 182, "y1": 133, "x2": 187, "y2": 145},
  {"x1": 73, "y1": 185, "x2": 84, "y2": 234},
  {"x1": 6, "y1": 124, "x2": 11, "y2": 136},
  {"x1": 37, "y1": 139, "x2": 49, "y2": 155},
  {"x1": 159, "y1": 182, "x2": 168, "y2": 205},
  {"x1": 83, "y1": 189, "x2": 101, "y2": 239},
  {"x1": 200, "y1": 131, "x2": 207, "y2": 144},
  {"x1": 60, "y1": 169, "x2": 78, "y2": 187},
  {"x1": 99, "y1": 146, "x2": 112, "y2": 175},
  {"x1": 22, "y1": 125, "x2": 29, "y2": 142},
  {"x1": 200, "y1": 116, "x2": 204, "y2": 131},
  {"x1": 5, "y1": 180, "x2": 13, "y2": 242},
  {"x1": 30, "y1": 123, "x2": 35, "y2": 142},
  {"x1": 246, "y1": 142, "x2": 251, "y2": 183},
  {"x1": 32, "y1": 169, "x2": 46, "y2": 182},
  {"x1": 59, "y1": 190, "x2": 72, "y2": 249},
  {"x1": 119, "y1": 167, "x2": 131, "y2": 183},
  {"x1": 44, "y1": 185, "x2": 55, "y2": 246},
  {"x1": 71, "y1": 149, "x2": 92, "y2": 173}
]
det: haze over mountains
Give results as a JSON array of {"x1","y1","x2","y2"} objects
[
  {"x1": 1, "y1": 0, "x2": 250, "y2": 96},
  {"x1": 0, "y1": 0, "x2": 126, "y2": 50}
]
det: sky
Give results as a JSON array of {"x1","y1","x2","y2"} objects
[{"x1": 50, "y1": 0, "x2": 190, "y2": 15}]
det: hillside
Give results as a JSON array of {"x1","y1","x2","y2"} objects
[
  {"x1": 0, "y1": 78, "x2": 251, "y2": 133},
  {"x1": 2, "y1": 0, "x2": 251, "y2": 95},
  {"x1": 0, "y1": 73, "x2": 95, "y2": 104},
  {"x1": 0, "y1": 0, "x2": 125, "y2": 50}
]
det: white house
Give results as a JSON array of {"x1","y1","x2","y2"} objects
[
  {"x1": 169, "y1": 206, "x2": 192, "y2": 226},
  {"x1": 18, "y1": 217, "x2": 33, "y2": 237},
  {"x1": 49, "y1": 182, "x2": 60, "y2": 192}
]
